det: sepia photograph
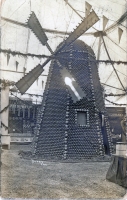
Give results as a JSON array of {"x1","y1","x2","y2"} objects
[{"x1": 0, "y1": 0, "x2": 127, "y2": 199}]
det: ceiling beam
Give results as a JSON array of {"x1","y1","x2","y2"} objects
[
  {"x1": 1, "y1": 17, "x2": 94, "y2": 36},
  {"x1": 1, "y1": 17, "x2": 70, "y2": 35}
]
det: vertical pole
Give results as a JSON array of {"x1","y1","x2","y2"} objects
[
  {"x1": 97, "y1": 36, "x2": 102, "y2": 61},
  {"x1": 1, "y1": 86, "x2": 10, "y2": 149}
]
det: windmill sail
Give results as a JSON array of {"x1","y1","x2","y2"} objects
[
  {"x1": 15, "y1": 11, "x2": 99, "y2": 94},
  {"x1": 57, "y1": 10, "x2": 99, "y2": 52},
  {"x1": 27, "y1": 12, "x2": 48, "y2": 46},
  {"x1": 16, "y1": 64, "x2": 45, "y2": 94},
  {"x1": 31, "y1": 40, "x2": 113, "y2": 160}
]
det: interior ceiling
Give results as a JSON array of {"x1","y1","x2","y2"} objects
[{"x1": 1, "y1": 0, "x2": 127, "y2": 105}]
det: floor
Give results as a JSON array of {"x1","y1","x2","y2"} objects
[{"x1": 1, "y1": 144, "x2": 126, "y2": 199}]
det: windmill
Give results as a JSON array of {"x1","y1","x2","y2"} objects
[
  {"x1": 16, "y1": 10, "x2": 99, "y2": 94},
  {"x1": 15, "y1": 9, "x2": 113, "y2": 160}
]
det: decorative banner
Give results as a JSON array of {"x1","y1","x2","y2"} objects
[
  {"x1": 42, "y1": 80, "x2": 44, "y2": 88},
  {"x1": 16, "y1": 61, "x2": 19, "y2": 71},
  {"x1": 103, "y1": 15, "x2": 109, "y2": 31},
  {"x1": 7, "y1": 54, "x2": 10, "y2": 65},
  {"x1": 118, "y1": 27, "x2": 123, "y2": 43},
  {"x1": 85, "y1": 2, "x2": 92, "y2": 17},
  {"x1": 1, "y1": 49, "x2": 127, "y2": 65},
  {"x1": 23, "y1": 67, "x2": 26, "y2": 76}
]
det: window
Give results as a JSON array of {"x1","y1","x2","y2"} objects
[
  {"x1": 77, "y1": 111, "x2": 87, "y2": 126},
  {"x1": 75, "y1": 109, "x2": 89, "y2": 127}
]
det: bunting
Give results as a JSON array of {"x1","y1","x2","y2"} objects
[
  {"x1": 7, "y1": 54, "x2": 10, "y2": 65},
  {"x1": 0, "y1": 49, "x2": 127, "y2": 65},
  {"x1": 23, "y1": 67, "x2": 26, "y2": 76},
  {"x1": 103, "y1": 15, "x2": 109, "y2": 31},
  {"x1": 16, "y1": 61, "x2": 19, "y2": 71},
  {"x1": 42, "y1": 80, "x2": 44, "y2": 89},
  {"x1": 118, "y1": 27, "x2": 123, "y2": 43}
]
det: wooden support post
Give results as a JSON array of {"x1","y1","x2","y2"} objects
[{"x1": 1, "y1": 85, "x2": 10, "y2": 149}]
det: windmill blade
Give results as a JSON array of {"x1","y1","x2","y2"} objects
[
  {"x1": 57, "y1": 10, "x2": 99, "y2": 52},
  {"x1": 16, "y1": 60, "x2": 49, "y2": 94},
  {"x1": 29, "y1": 10, "x2": 99, "y2": 53},
  {"x1": 27, "y1": 10, "x2": 99, "y2": 51},
  {"x1": 27, "y1": 12, "x2": 48, "y2": 46},
  {"x1": 15, "y1": 10, "x2": 99, "y2": 94}
]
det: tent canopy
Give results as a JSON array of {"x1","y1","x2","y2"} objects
[{"x1": 1, "y1": 0, "x2": 127, "y2": 105}]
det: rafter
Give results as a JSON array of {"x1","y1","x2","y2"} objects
[
  {"x1": 1, "y1": 17, "x2": 94, "y2": 36},
  {"x1": 102, "y1": 36, "x2": 126, "y2": 91}
]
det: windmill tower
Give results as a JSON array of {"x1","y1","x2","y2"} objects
[
  {"x1": 15, "y1": 10, "x2": 113, "y2": 160},
  {"x1": 31, "y1": 40, "x2": 113, "y2": 160}
]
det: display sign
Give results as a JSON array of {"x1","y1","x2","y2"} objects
[{"x1": 106, "y1": 107, "x2": 126, "y2": 143}]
